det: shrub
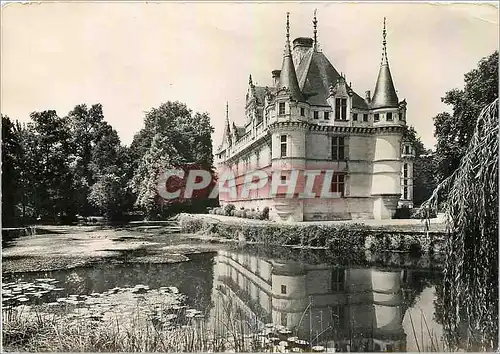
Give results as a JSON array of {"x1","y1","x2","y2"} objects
[
  {"x1": 224, "y1": 204, "x2": 235, "y2": 216},
  {"x1": 260, "y1": 207, "x2": 270, "y2": 220},
  {"x1": 410, "y1": 207, "x2": 437, "y2": 219},
  {"x1": 394, "y1": 206, "x2": 411, "y2": 219}
]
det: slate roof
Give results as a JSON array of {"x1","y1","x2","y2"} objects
[
  {"x1": 370, "y1": 63, "x2": 399, "y2": 109},
  {"x1": 278, "y1": 51, "x2": 305, "y2": 102},
  {"x1": 295, "y1": 49, "x2": 369, "y2": 109}
]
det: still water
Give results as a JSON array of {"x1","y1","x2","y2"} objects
[{"x1": 2, "y1": 247, "x2": 444, "y2": 352}]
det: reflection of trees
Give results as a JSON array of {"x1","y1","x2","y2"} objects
[{"x1": 3, "y1": 253, "x2": 216, "y2": 314}]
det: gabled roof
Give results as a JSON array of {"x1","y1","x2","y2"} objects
[{"x1": 296, "y1": 49, "x2": 369, "y2": 109}]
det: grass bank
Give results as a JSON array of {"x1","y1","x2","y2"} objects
[{"x1": 179, "y1": 214, "x2": 446, "y2": 254}]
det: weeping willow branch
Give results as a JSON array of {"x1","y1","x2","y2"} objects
[{"x1": 420, "y1": 99, "x2": 498, "y2": 350}]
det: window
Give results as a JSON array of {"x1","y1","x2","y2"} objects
[
  {"x1": 281, "y1": 313, "x2": 287, "y2": 326},
  {"x1": 324, "y1": 111, "x2": 330, "y2": 120},
  {"x1": 374, "y1": 113, "x2": 380, "y2": 122},
  {"x1": 363, "y1": 114, "x2": 368, "y2": 122},
  {"x1": 280, "y1": 175, "x2": 287, "y2": 182},
  {"x1": 281, "y1": 285, "x2": 287, "y2": 294},
  {"x1": 403, "y1": 163, "x2": 408, "y2": 178},
  {"x1": 279, "y1": 102, "x2": 286, "y2": 115},
  {"x1": 399, "y1": 112, "x2": 404, "y2": 120},
  {"x1": 331, "y1": 268, "x2": 345, "y2": 291},
  {"x1": 352, "y1": 113, "x2": 358, "y2": 121},
  {"x1": 300, "y1": 107, "x2": 305, "y2": 116},
  {"x1": 404, "y1": 145, "x2": 410, "y2": 155},
  {"x1": 331, "y1": 136, "x2": 345, "y2": 160},
  {"x1": 387, "y1": 112, "x2": 393, "y2": 121},
  {"x1": 280, "y1": 135, "x2": 287, "y2": 157},
  {"x1": 335, "y1": 98, "x2": 347, "y2": 120},
  {"x1": 403, "y1": 187, "x2": 408, "y2": 200},
  {"x1": 313, "y1": 111, "x2": 319, "y2": 119},
  {"x1": 330, "y1": 174, "x2": 345, "y2": 197}
]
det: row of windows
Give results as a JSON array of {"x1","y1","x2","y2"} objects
[
  {"x1": 278, "y1": 102, "x2": 404, "y2": 122},
  {"x1": 278, "y1": 171, "x2": 346, "y2": 196},
  {"x1": 353, "y1": 111, "x2": 404, "y2": 122},
  {"x1": 280, "y1": 135, "x2": 347, "y2": 161},
  {"x1": 279, "y1": 269, "x2": 345, "y2": 297}
]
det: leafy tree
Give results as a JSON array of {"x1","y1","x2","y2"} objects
[
  {"x1": 67, "y1": 104, "x2": 105, "y2": 216},
  {"x1": 1, "y1": 115, "x2": 23, "y2": 226},
  {"x1": 434, "y1": 51, "x2": 498, "y2": 184},
  {"x1": 402, "y1": 125, "x2": 437, "y2": 206},
  {"x1": 27, "y1": 110, "x2": 77, "y2": 223},
  {"x1": 88, "y1": 121, "x2": 133, "y2": 220},
  {"x1": 131, "y1": 101, "x2": 215, "y2": 219}
]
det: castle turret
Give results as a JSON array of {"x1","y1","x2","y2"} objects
[
  {"x1": 268, "y1": 12, "x2": 306, "y2": 222},
  {"x1": 371, "y1": 18, "x2": 405, "y2": 219},
  {"x1": 277, "y1": 13, "x2": 304, "y2": 103}
]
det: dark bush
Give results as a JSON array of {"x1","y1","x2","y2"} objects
[
  {"x1": 223, "y1": 204, "x2": 235, "y2": 216},
  {"x1": 260, "y1": 207, "x2": 270, "y2": 220},
  {"x1": 394, "y1": 206, "x2": 411, "y2": 219}
]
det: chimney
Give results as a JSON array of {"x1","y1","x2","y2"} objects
[
  {"x1": 272, "y1": 70, "x2": 281, "y2": 87},
  {"x1": 365, "y1": 90, "x2": 371, "y2": 102},
  {"x1": 292, "y1": 37, "x2": 313, "y2": 66}
]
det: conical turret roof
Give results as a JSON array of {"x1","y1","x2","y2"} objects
[
  {"x1": 277, "y1": 12, "x2": 304, "y2": 102},
  {"x1": 371, "y1": 18, "x2": 399, "y2": 109}
]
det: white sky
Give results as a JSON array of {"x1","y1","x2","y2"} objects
[{"x1": 1, "y1": 2, "x2": 498, "y2": 149}]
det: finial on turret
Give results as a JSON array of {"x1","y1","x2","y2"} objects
[
  {"x1": 382, "y1": 17, "x2": 388, "y2": 65},
  {"x1": 226, "y1": 101, "x2": 229, "y2": 120},
  {"x1": 286, "y1": 12, "x2": 290, "y2": 40},
  {"x1": 313, "y1": 9, "x2": 318, "y2": 51},
  {"x1": 249, "y1": 74, "x2": 253, "y2": 86}
]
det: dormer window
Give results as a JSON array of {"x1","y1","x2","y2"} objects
[
  {"x1": 335, "y1": 98, "x2": 347, "y2": 120},
  {"x1": 404, "y1": 145, "x2": 411, "y2": 155},
  {"x1": 363, "y1": 114, "x2": 368, "y2": 122},
  {"x1": 278, "y1": 102, "x2": 286, "y2": 116},
  {"x1": 324, "y1": 112, "x2": 330, "y2": 120},
  {"x1": 300, "y1": 107, "x2": 305, "y2": 116},
  {"x1": 374, "y1": 113, "x2": 380, "y2": 122},
  {"x1": 352, "y1": 113, "x2": 358, "y2": 121},
  {"x1": 387, "y1": 112, "x2": 393, "y2": 121},
  {"x1": 314, "y1": 111, "x2": 319, "y2": 119}
]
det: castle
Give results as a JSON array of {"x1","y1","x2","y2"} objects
[
  {"x1": 210, "y1": 249, "x2": 422, "y2": 352},
  {"x1": 215, "y1": 13, "x2": 414, "y2": 222}
]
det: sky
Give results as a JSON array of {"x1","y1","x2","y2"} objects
[{"x1": 1, "y1": 2, "x2": 498, "y2": 150}]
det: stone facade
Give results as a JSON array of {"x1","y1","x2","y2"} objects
[
  {"x1": 215, "y1": 14, "x2": 413, "y2": 222},
  {"x1": 210, "y1": 249, "x2": 415, "y2": 352}
]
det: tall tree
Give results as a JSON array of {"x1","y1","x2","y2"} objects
[
  {"x1": 28, "y1": 110, "x2": 77, "y2": 222},
  {"x1": 130, "y1": 101, "x2": 215, "y2": 219},
  {"x1": 67, "y1": 104, "x2": 105, "y2": 216},
  {"x1": 434, "y1": 51, "x2": 498, "y2": 184},
  {"x1": 402, "y1": 125, "x2": 437, "y2": 206},
  {"x1": 88, "y1": 121, "x2": 133, "y2": 220},
  {"x1": 1, "y1": 116, "x2": 23, "y2": 226}
]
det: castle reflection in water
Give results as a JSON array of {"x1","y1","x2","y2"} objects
[{"x1": 209, "y1": 249, "x2": 440, "y2": 352}]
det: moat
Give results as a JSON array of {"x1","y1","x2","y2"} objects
[{"x1": 2, "y1": 225, "x2": 445, "y2": 352}]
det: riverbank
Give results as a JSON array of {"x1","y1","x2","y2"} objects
[{"x1": 179, "y1": 213, "x2": 448, "y2": 253}]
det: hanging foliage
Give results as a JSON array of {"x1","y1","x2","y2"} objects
[{"x1": 421, "y1": 99, "x2": 498, "y2": 350}]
